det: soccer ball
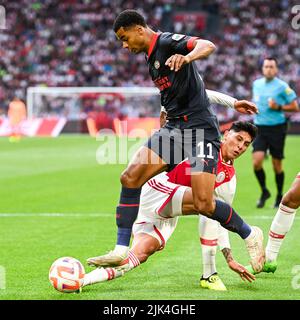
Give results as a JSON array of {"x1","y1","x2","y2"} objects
[{"x1": 49, "y1": 257, "x2": 85, "y2": 293}]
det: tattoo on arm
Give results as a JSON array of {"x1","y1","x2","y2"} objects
[{"x1": 222, "y1": 248, "x2": 233, "y2": 264}]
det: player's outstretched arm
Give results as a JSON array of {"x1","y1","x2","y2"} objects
[
  {"x1": 222, "y1": 248, "x2": 256, "y2": 283},
  {"x1": 206, "y1": 89, "x2": 258, "y2": 115},
  {"x1": 160, "y1": 91, "x2": 258, "y2": 125},
  {"x1": 165, "y1": 39, "x2": 215, "y2": 72}
]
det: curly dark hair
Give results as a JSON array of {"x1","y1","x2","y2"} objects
[{"x1": 113, "y1": 10, "x2": 146, "y2": 32}]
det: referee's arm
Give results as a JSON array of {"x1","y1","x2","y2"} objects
[{"x1": 269, "y1": 98, "x2": 299, "y2": 112}]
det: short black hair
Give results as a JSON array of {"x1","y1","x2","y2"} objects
[
  {"x1": 113, "y1": 10, "x2": 146, "y2": 33},
  {"x1": 264, "y1": 56, "x2": 278, "y2": 66},
  {"x1": 229, "y1": 121, "x2": 258, "y2": 142}
]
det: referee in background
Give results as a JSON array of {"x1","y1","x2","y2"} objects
[{"x1": 252, "y1": 57, "x2": 299, "y2": 208}]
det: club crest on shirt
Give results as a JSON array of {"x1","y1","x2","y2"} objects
[
  {"x1": 154, "y1": 60, "x2": 160, "y2": 69},
  {"x1": 172, "y1": 34, "x2": 185, "y2": 41},
  {"x1": 216, "y1": 171, "x2": 226, "y2": 183}
]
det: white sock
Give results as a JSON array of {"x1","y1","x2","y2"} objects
[
  {"x1": 217, "y1": 225, "x2": 230, "y2": 250},
  {"x1": 266, "y1": 204, "x2": 296, "y2": 262},
  {"x1": 83, "y1": 250, "x2": 140, "y2": 287},
  {"x1": 83, "y1": 267, "x2": 119, "y2": 286},
  {"x1": 128, "y1": 251, "x2": 141, "y2": 268},
  {"x1": 199, "y1": 215, "x2": 218, "y2": 278}
]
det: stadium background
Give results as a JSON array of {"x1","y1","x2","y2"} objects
[
  {"x1": 0, "y1": 0, "x2": 299, "y2": 134},
  {"x1": 0, "y1": 0, "x2": 300, "y2": 301}
]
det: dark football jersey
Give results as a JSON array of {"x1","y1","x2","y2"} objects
[{"x1": 146, "y1": 32, "x2": 219, "y2": 134}]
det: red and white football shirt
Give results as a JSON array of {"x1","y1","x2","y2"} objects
[{"x1": 166, "y1": 150, "x2": 236, "y2": 205}]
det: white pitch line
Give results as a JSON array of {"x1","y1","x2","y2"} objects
[
  {"x1": 0, "y1": 213, "x2": 298, "y2": 220},
  {"x1": 0, "y1": 213, "x2": 113, "y2": 217}
]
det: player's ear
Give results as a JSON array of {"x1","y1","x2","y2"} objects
[{"x1": 135, "y1": 25, "x2": 144, "y2": 34}]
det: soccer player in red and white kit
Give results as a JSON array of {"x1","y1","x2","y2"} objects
[
  {"x1": 88, "y1": 10, "x2": 263, "y2": 272},
  {"x1": 83, "y1": 121, "x2": 257, "y2": 290}
]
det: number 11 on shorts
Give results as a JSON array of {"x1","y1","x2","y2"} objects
[{"x1": 197, "y1": 141, "x2": 214, "y2": 159}]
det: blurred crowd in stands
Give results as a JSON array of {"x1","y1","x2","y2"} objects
[{"x1": 0, "y1": 0, "x2": 299, "y2": 125}]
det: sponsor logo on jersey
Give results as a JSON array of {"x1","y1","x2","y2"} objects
[
  {"x1": 216, "y1": 171, "x2": 226, "y2": 183},
  {"x1": 172, "y1": 34, "x2": 185, "y2": 41},
  {"x1": 154, "y1": 60, "x2": 160, "y2": 69}
]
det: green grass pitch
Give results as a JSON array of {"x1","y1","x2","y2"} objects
[{"x1": 0, "y1": 134, "x2": 299, "y2": 300}]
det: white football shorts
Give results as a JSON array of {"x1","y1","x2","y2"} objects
[{"x1": 132, "y1": 173, "x2": 188, "y2": 249}]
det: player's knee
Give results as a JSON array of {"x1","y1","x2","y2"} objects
[
  {"x1": 253, "y1": 160, "x2": 263, "y2": 171},
  {"x1": 252, "y1": 155, "x2": 264, "y2": 170},
  {"x1": 282, "y1": 192, "x2": 300, "y2": 209},
  {"x1": 194, "y1": 198, "x2": 215, "y2": 215},
  {"x1": 120, "y1": 170, "x2": 140, "y2": 188},
  {"x1": 253, "y1": 163, "x2": 262, "y2": 171}
]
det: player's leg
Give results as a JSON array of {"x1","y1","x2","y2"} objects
[
  {"x1": 199, "y1": 215, "x2": 227, "y2": 291},
  {"x1": 83, "y1": 233, "x2": 160, "y2": 287},
  {"x1": 252, "y1": 127, "x2": 271, "y2": 208},
  {"x1": 269, "y1": 124, "x2": 287, "y2": 208},
  {"x1": 272, "y1": 158, "x2": 284, "y2": 208},
  {"x1": 166, "y1": 184, "x2": 265, "y2": 273},
  {"x1": 84, "y1": 209, "x2": 178, "y2": 288},
  {"x1": 184, "y1": 132, "x2": 263, "y2": 271},
  {"x1": 190, "y1": 172, "x2": 252, "y2": 239},
  {"x1": 253, "y1": 151, "x2": 271, "y2": 208},
  {"x1": 217, "y1": 224, "x2": 231, "y2": 252},
  {"x1": 264, "y1": 174, "x2": 300, "y2": 271},
  {"x1": 87, "y1": 145, "x2": 167, "y2": 267}
]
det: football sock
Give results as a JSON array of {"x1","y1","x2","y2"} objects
[
  {"x1": 266, "y1": 204, "x2": 296, "y2": 262},
  {"x1": 116, "y1": 187, "x2": 142, "y2": 247},
  {"x1": 82, "y1": 267, "x2": 124, "y2": 286},
  {"x1": 217, "y1": 225, "x2": 230, "y2": 250},
  {"x1": 212, "y1": 200, "x2": 252, "y2": 239},
  {"x1": 199, "y1": 216, "x2": 218, "y2": 278},
  {"x1": 275, "y1": 171, "x2": 284, "y2": 197},
  {"x1": 254, "y1": 168, "x2": 267, "y2": 192},
  {"x1": 83, "y1": 251, "x2": 140, "y2": 287},
  {"x1": 128, "y1": 251, "x2": 141, "y2": 269}
]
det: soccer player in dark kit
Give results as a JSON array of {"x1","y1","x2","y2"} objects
[{"x1": 87, "y1": 10, "x2": 264, "y2": 272}]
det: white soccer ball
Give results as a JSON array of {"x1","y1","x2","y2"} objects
[{"x1": 49, "y1": 257, "x2": 85, "y2": 293}]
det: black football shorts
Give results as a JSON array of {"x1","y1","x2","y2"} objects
[
  {"x1": 252, "y1": 123, "x2": 287, "y2": 159},
  {"x1": 146, "y1": 124, "x2": 220, "y2": 174}
]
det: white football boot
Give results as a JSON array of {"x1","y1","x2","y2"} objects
[
  {"x1": 87, "y1": 246, "x2": 129, "y2": 267},
  {"x1": 244, "y1": 226, "x2": 265, "y2": 273}
]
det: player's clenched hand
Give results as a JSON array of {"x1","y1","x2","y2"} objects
[
  {"x1": 234, "y1": 100, "x2": 258, "y2": 115},
  {"x1": 228, "y1": 260, "x2": 256, "y2": 283},
  {"x1": 165, "y1": 54, "x2": 191, "y2": 72}
]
